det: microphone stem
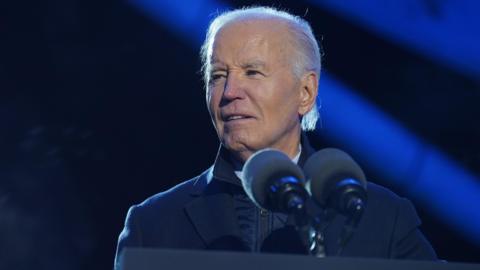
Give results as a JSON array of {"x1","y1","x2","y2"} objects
[{"x1": 287, "y1": 194, "x2": 326, "y2": 257}]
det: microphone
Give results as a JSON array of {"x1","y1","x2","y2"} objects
[
  {"x1": 242, "y1": 149, "x2": 308, "y2": 214},
  {"x1": 303, "y1": 148, "x2": 367, "y2": 219}
]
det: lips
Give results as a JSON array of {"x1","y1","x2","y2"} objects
[
  {"x1": 222, "y1": 113, "x2": 254, "y2": 122},
  {"x1": 226, "y1": 115, "x2": 250, "y2": 121}
]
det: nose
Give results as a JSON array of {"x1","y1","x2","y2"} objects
[{"x1": 222, "y1": 73, "x2": 245, "y2": 101}]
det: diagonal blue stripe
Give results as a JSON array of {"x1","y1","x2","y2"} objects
[
  {"x1": 308, "y1": 0, "x2": 480, "y2": 79},
  {"x1": 128, "y1": 0, "x2": 228, "y2": 45}
]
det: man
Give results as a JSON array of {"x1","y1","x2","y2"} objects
[{"x1": 115, "y1": 6, "x2": 436, "y2": 268}]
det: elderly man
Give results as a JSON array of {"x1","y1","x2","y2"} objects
[{"x1": 115, "y1": 7, "x2": 436, "y2": 267}]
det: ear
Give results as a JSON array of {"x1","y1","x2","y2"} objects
[{"x1": 298, "y1": 71, "x2": 318, "y2": 116}]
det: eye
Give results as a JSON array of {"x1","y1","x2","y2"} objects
[
  {"x1": 210, "y1": 72, "x2": 226, "y2": 84},
  {"x1": 246, "y1": 69, "x2": 262, "y2": 77}
]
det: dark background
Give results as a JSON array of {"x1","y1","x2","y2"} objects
[{"x1": 1, "y1": 1, "x2": 479, "y2": 269}]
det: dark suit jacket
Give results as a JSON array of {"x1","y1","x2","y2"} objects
[{"x1": 115, "y1": 140, "x2": 437, "y2": 268}]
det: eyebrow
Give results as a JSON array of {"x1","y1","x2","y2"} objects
[
  {"x1": 210, "y1": 66, "x2": 227, "y2": 73},
  {"x1": 210, "y1": 61, "x2": 226, "y2": 71},
  {"x1": 241, "y1": 60, "x2": 267, "y2": 69},
  {"x1": 209, "y1": 59, "x2": 267, "y2": 71}
]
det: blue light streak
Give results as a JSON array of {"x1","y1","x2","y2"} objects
[
  {"x1": 128, "y1": 0, "x2": 228, "y2": 44},
  {"x1": 308, "y1": 0, "x2": 480, "y2": 79}
]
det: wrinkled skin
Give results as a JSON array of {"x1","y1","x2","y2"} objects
[{"x1": 206, "y1": 18, "x2": 318, "y2": 163}]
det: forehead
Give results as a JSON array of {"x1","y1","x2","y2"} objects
[{"x1": 210, "y1": 18, "x2": 293, "y2": 65}]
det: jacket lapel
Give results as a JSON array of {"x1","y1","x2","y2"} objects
[{"x1": 184, "y1": 169, "x2": 247, "y2": 250}]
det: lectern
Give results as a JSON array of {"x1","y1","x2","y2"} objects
[{"x1": 119, "y1": 248, "x2": 479, "y2": 270}]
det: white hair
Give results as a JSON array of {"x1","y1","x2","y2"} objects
[{"x1": 200, "y1": 6, "x2": 322, "y2": 131}]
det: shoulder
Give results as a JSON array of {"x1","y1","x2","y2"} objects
[
  {"x1": 363, "y1": 181, "x2": 421, "y2": 228},
  {"x1": 366, "y1": 181, "x2": 411, "y2": 208},
  {"x1": 367, "y1": 181, "x2": 400, "y2": 200},
  {"x1": 130, "y1": 168, "x2": 211, "y2": 218},
  {"x1": 355, "y1": 181, "x2": 421, "y2": 241}
]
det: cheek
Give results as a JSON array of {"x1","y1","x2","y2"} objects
[
  {"x1": 263, "y1": 84, "x2": 300, "y2": 119},
  {"x1": 206, "y1": 88, "x2": 217, "y2": 113},
  {"x1": 206, "y1": 87, "x2": 224, "y2": 128}
]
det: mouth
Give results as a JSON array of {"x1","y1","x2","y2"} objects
[
  {"x1": 222, "y1": 114, "x2": 255, "y2": 123},
  {"x1": 225, "y1": 115, "x2": 252, "y2": 121}
]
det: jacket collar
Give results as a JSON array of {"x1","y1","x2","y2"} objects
[
  {"x1": 210, "y1": 132, "x2": 317, "y2": 187},
  {"x1": 184, "y1": 132, "x2": 317, "y2": 250}
]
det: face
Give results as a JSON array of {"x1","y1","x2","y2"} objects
[{"x1": 206, "y1": 19, "x2": 316, "y2": 162}]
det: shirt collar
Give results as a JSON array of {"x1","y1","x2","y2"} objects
[
  {"x1": 209, "y1": 132, "x2": 317, "y2": 186},
  {"x1": 233, "y1": 144, "x2": 302, "y2": 180}
]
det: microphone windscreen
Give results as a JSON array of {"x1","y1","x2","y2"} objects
[
  {"x1": 303, "y1": 148, "x2": 366, "y2": 206},
  {"x1": 242, "y1": 148, "x2": 305, "y2": 209}
]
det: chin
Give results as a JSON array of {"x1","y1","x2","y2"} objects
[{"x1": 222, "y1": 136, "x2": 259, "y2": 161}]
